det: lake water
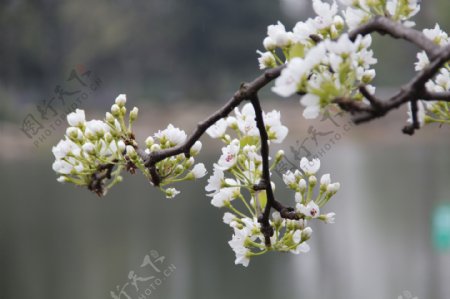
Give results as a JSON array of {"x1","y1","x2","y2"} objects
[{"x1": 2, "y1": 127, "x2": 450, "y2": 299}]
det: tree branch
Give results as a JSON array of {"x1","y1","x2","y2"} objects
[
  {"x1": 338, "y1": 44, "x2": 450, "y2": 132},
  {"x1": 249, "y1": 95, "x2": 276, "y2": 246},
  {"x1": 348, "y1": 16, "x2": 439, "y2": 57},
  {"x1": 143, "y1": 65, "x2": 285, "y2": 185}
]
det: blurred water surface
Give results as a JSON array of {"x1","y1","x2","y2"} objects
[{"x1": 2, "y1": 138, "x2": 450, "y2": 299}]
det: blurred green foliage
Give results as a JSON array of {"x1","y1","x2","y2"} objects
[{"x1": 0, "y1": 0, "x2": 449, "y2": 118}]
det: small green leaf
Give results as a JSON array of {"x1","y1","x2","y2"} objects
[
  {"x1": 258, "y1": 190, "x2": 267, "y2": 210},
  {"x1": 288, "y1": 43, "x2": 305, "y2": 59},
  {"x1": 240, "y1": 136, "x2": 259, "y2": 147}
]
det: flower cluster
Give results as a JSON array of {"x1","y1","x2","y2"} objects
[
  {"x1": 52, "y1": 95, "x2": 206, "y2": 197},
  {"x1": 257, "y1": 1, "x2": 378, "y2": 119},
  {"x1": 273, "y1": 33, "x2": 377, "y2": 119},
  {"x1": 204, "y1": 104, "x2": 338, "y2": 266},
  {"x1": 410, "y1": 24, "x2": 450, "y2": 127},
  {"x1": 257, "y1": 0, "x2": 345, "y2": 70},
  {"x1": 341, "y1": 0, "x2": 420, "y2": 29},
  {"x1": 145, "y1": 124, "x2": 206, "y2": 198}
]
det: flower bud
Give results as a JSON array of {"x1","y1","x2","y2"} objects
[
  {"x1": 104, "y1": 132, "x2": 113, "y2": 143},
  {"x1": 84, "y1": 128, "x2": 96, "y2": 140},
  {"x1": 57, "y1": 176, "x2": 67, "y2": 183},
  {"x1": 117, "y1": 140, "x2": 126, "y2": 152},
  {"x1": 150, "y1": 144, "x2": 161, "y2": 152},
  {"x1": 82, "y1": 142, "x2": 95, "y2": 154},
  {"x1": 275, "y1": 150, "x2": 284, "y2": 163},
  {"x1": 165, "y1": 187, "x2": 180, "y2": 199},
  {"x1": 299, "y1": 179, "x2": 307, "y2": 192},
  {"x1": 145, "y1": 136, "x2": 154, "y2": 148},
  {"x1": 308, "y1": 175, "x2": 317, "y2": 187},
  {"x1": 126, "y1": 145, "x2": 137, "y2": 159},
  {"x1": 111, "y1": 104, "x2": 120, "y2": 116},
  {"x1": 301, "y1": 227, "x2": 313, "y2": 241},
  {"x1": 190, "y1": 163, "x2": 207, "y2": 179},
  {"x1": 66, "y1": 127, "x2": 82, "y2": 141},
  {"x1": 185, "y1": 157, "x2": 195, "y2": 168},
  {"x1": 223, "y1": 212, "x2": 235, "y2": 225},
  {"x1": 190, "y1": 141, "x2": 202, "y2": 156},
  {"x1": 263, "y1": 36, "x2": 276, "y2": 51},
  {"x1": 130, "y1": 107, "x2": 139, "y2": 122},
  {"x1": 295, "y1": 192, "x2": 302, "y2": 203},
  {"x1": 326, "y1": 182, "x2": 340, "y2": 193},
  {"x1": 115, "y1": 94, "x2": 127, "y2": 107},
  {"x1": 120, "y1": 106, "x2": 127, "y2": 115},
  {"x1": 174, "y1": 164, "x2": 185, "y2": 175},
  {"x1": 105, "y1": 112, "x2": 115, "y2": 124}
]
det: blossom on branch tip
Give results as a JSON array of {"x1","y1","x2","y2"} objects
[
  {"x1": 297, "y1": 201, "x2": 320, "y2": 218},
  {"x1": 300, "y1": 157, "x2": 321, "y2": 175},
  {"x1": 206, "y1": 118, "x2": 228, "y2": 138},
  {"x1": 67, "y1": 109, "x2": 86, "y2": 127},
  {"x1": 165, "y1": 188, "x2": 180, "y2": 199},
  {"x1": 217, "y1": 140, "x2": 240, "y2": 170},
  {"x1": 155, "y1": 124, "x2": 187, "y2": 147},
  {"x1": 257, "y1": 51, "x2": 276, "y2": 70},
  {"x1": 191, "y1": 163, "x2": 207, "y2": 179},
  {"x1": 115, "y1": 94, "x2": 127, "y2": 106},
  {"x1": 266, "y1": 21, "x2": 293, "y2": 49}
]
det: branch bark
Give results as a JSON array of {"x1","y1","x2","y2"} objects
[{"x1": 142, "y1": 65, "x2": 285, "y2": 185}]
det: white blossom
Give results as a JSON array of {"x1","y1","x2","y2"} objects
[
  {"x1": 211, "y1": 187, "x2": 236, "y2": 207},
  {"x1": 217, "y1": 139, "x2": 240, "y2": 170},
  {"x1": 191, "y1": 163, "x2": 207, "y2": 179},
  {"x1": 223, "y1": 212, "x2": 236, "y2": 225},
  {"x1": 293, "y1": 21, "x2": 316, "y2": 44},
  {"x1": 52, "y1": 139, "x2": 80, "y2": 159},
  {"x1": 300, "y1": 94, "x2": 321, "y2": 119},
  {"x1": 283, "y1": 170, "x2": 296, "y2": 186},
  {"x1": 323, "y1": 212, "x2": 336, "y2": 224},
  {"x1": 86, "y1": 120, "x2": 109, "y2": 136},
  {"x1": 190, "y1": 140, "x2": 202, "y2": 155},
  {"x1": 291, "y1": 230, "x2": 311, "y2": 254},
  {"x1": 67, "y1": 109, "x2": 85, "y2": 127},
  {"x1": 206, "y1": 118, "x2": 228, "y2": 138},
  {"x1": 423, "y1": 24, "x2": 448, "y2": 46},
  {"x1": 312, "y1": 0, "x2": 338, "y2": 29},
  {"x1": 82, "y1": 142, "x2": 95, "y2": 154},
  {"x1": 257, "y1": 50, "x2": 276, "y2": 69},
  {"x1": 320, "y1": 173, "x2": 331, "y2": 186},
  {"x1": 264, "y1": 110, "x2": 289, "y2": 143},
  {"x1": 298, "y1": 201, "x2": 320, "y2": 218},
  {"x1": 343, "y1": 7, "x2": 371, "y2": 31},
  {"x1": 52, "y1": 159, "x2": 74, "y2": 174},
  {"x1": 115, "y1": 94, "x2": 127, "y2": 106},
  {"x1": 267, "y1": 21, "x2": 293, "y2": 48},
  {"x1": 327, "y1": 182, "x2": 341, "y2": 193},
  {"x1": 228, "y1": 227, "x2": 251, "y2": 267},
  {"x1": 205, "y1": 166, "x2": 224, "y2": 194},
  {"x1": 155, "y1": 124, "x2": 187, "y2": 146},
  {"x1": 165, "y1": 188, "x2": 180, "y2": 199},
  {"x1": 300, "y1": 157, "x2": 321, "y2": 175}
]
